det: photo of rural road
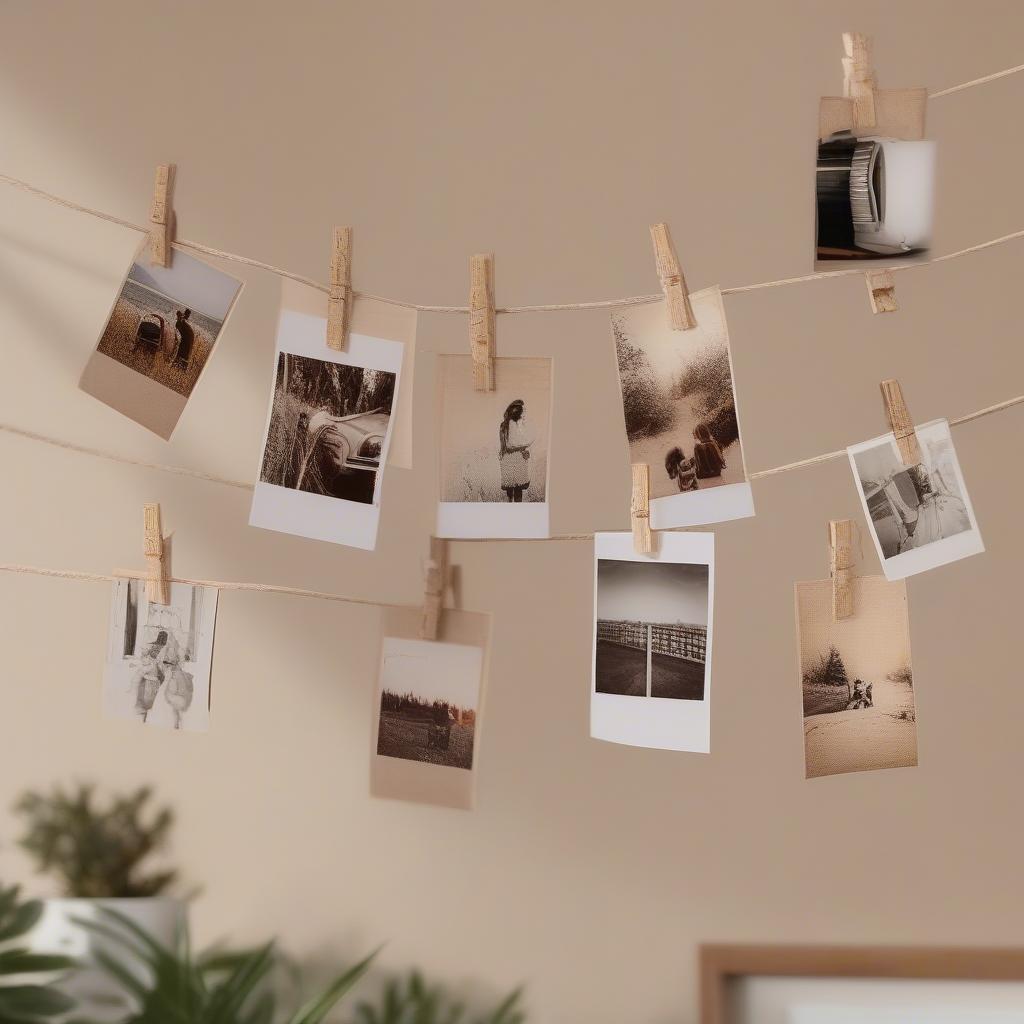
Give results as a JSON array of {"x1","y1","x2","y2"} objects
[
  {"x1": 796, "y1": 577, "x2": 917, "y2": 779},
  {"x1": 613, "y1": 288, "x2": 746, "y2": 501}
]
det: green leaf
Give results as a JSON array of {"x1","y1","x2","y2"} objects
[
  {"x1": 0, "y1": 950, "x2": 76, "y2": 976},
  {"x1": 0, "y1": 899, "x2": 43, "y2": 944},
  {"x1": 0, "y1": 983, "x2": 76, "y2": 1017},
  {"x1": 287, "y1": 949, "x2": 378, "y2": 1024}
]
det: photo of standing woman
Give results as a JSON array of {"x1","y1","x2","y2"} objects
[{"x1": 436, "y1": 356, "x2": 553, "y2": 538}]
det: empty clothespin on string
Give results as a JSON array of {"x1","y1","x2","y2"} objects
[
  {"x1": 649, "y1": 223, "x2": 696, "y2": 331},
  {"x1": 143, "y1": 503, "x2": 170, "y2": 605},
  {"x1": 470, "y1": 253, "x2": 496, "y2": 391},
  {"x1": 829, "y1": 519, "x2": 856, "y2": 622},
  {"x1": 866, "y1": 269, "x2": 898, "y2": 314},
  {"x1": 148, "y1": 164, "x2": 175, "y2": 268},
  {"x1": 842, "y1": 32, "x2": 877, "y2": 131},
  {"x1": 630, "y1": 464, "x2": 654, "y2": 555},
  {"x1": 327, "y1": 226, "x2": 353, "y2": 351},
  {"x1": 419, "y1": 537, "x2": 449, "y2": 641},
  {"x1": 880, "y1": 378, "x2": 922, "y2": 465}
]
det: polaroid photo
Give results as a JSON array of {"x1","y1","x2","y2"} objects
[
  {"x1": 816, "y1": 86, "x2": 936, "y2": 268},
  {"x1": 591, "y1": 531, "x2": 714, "y2": 753},
  {"x1": 848, "y1": 419, "x2": 983, "y2": 580},
  {"x1": 103, "y1": 578, "x2": 218, "y2": 732},
  {"x1": 796, "y1": 575, "x2": 916, "y2": 779},
  {"x1": 279, "y1": 278, "x2": 417, "y2": 469},
  {"x1": 436, "y1": 355, "x2": 553, "y2": 539},
  {"x1": 249, "y1": 307, "x2": 403, "y2": 550},
  {"x1": 611, "y1": 287, "x2": 754, "y2": 530},
  {"x1": 79, "y1": 245, "x2": 243, "y2": 439},
  {"x1": 371, "y1": 605, "x2": 491, "y2": 810}
]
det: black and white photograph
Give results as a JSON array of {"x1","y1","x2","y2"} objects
[
  {"x1": 103, "y1": 578, "x2": 218, "y2": 733},
  {"x1": 848, "y1": 419, "x2": 984, "y2": 580},
  {"x1": 612, "y1": 286, "x2": 754, "y2": 529},
  {"x1": 375, "y1": 637, "x2": 482, "y2": 772},
  {"x1": 796, "y1": 576, "x2": 917, "y2": 779},
  {"x1": 279, "y1": 278, "x2": 418, "y2": 470},
  {"x1": 436, "y1": 355, "x2": 553, "y2": 538},
  {"x1": 370, "y1": 604, "x2": 491, "y2": 811},
  {"x1": 591, "y1": 532, "x2": 714, "y2": 752},
  {"x1": 79, "y1": 245, "x2": 243, "y2": 439},
  {"x1": 816, "y1": 86, "x2": 936, "y2": 266},
  {"x1": 249, "y1": 307, "x2": 404, "y2": 550}
]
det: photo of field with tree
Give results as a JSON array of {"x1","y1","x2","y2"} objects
[
  {"x1": 259, "y1": 352, "x2": 396, "y2": 504},
  {"x1": 375, "y1": 637, "x2": 483, "y2": 773},
  {"x1": 797, "y1": 577, "x2": 917, "y2": 779}
]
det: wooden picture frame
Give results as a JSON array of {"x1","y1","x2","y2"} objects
[{"x1": 700, "y1": 944, "x2": 1024, "y2": 1024}]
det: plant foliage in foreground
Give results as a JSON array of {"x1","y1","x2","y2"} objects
[
  {"x1": 0, "y1": 880, "x2": 77, "y2": 1023},
  {"x1": 70, "y1": 906, "x2": 375, "y2": 1024},
  {"x1": 352, "y1": 970, "x2": 524, "y2": 1024}
]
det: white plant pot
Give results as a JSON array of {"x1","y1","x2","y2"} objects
[{"x1": 31, "y1": 897, "x2": 184, "y2": 1022}]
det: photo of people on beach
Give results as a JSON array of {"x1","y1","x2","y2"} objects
[
  {"x1": 848, "y1": 419, "x2": 984, "y2": 580},
  {"x1": 103, "y1": 578, "x2": 218, "y2": 733},
  {"x1": 79, "y1": 246, "x2": 242, "y2": 439},
  {"x1": 796, "y1": 575, "x2": 917, "y2": 779},
  {"x1": 611, "y1": 286, "x2": 753, "y2": 529},
  {"x1": 436, "y1": 355, "x2": 553, "y2": 538}
]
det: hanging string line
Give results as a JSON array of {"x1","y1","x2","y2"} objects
[
  {"x1": 0, "y1": 562, "x2": 413, "y2": 609},
  {"x1": 1, "y1": 57, "x2": 1022, "y2": 314},
  {"x1": 2, "y1": 389, "x2": 1022, "y2": 546}
]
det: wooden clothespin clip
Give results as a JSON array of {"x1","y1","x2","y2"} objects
[
  {"x1": 842, "y1": 32, "x2": 877, "y2": 131},
  {"x1": 327, "y1": 226, "x2": 353, "y2": 351},
  {"x1": 649, "y1": 223, "x2": 696, "y2": 331},
  {"x1": 470, "y1": 253, "x2": 496, "y2": 391},
  {"x1": 148, "y1": 164, "x2": 175, "y2": 268},
  {"x1": 142, "y1": 503, "x2": 170, "y2": 605},
  {"x1": 880, "y1": 378, "x2": 922, "y2": 465},
  {"x1": 419, "y1": 537, "x2": 449, "y2": 641},
  {"x1": 866, "y1": 269, "x2": 897, "y2": 314},
  {"x1": 829, "y1": 519, "x2": 856, "y2": 621},
  {"x1": 630, "y1": 464, "x2": 654, "y2": 554}
]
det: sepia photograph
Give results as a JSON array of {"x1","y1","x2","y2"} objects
[
  {"x1": 595, "y1": 559, "x2": 709, "y2": 701},
  {"x1": 591, "y1": 532, "x2": 714, "y2": 752},
  {"x1": 79, "y1": 246, "x2": 243, "y2": 438},
  {"x1": 375, "y1": 637, "x2": 483, "y2": 771},
  {"x1": 612, "y1": 287, "x2": 753, "y2": 529},
  {"x1": 796, "y1": 576, "x2": 916, "y2": 779},
  {"x1": 103, "y1": 579, "x2": 219, "y2": 733},
  {"x1": 848, "y1": 419, "x2": 984, "y2": 580},
  {"x1": 436, "y1": 355, "x2": 553, "y2": 538},
  {"x1": 249, "y1": 308, "x2": 404, "y2": 550},
  {"x1": 258, "y1": 352, "x2": 396, "y2": 505}
]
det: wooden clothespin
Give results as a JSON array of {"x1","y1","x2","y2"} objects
[
  {"x1": 148, "y1": 164, "x2": 175, "y2": 268},
  {"x1": 630, "y1": 464, "x2": 653, "y2": 554},
  {"x1": 142, "y1": 503, "x2": 170, "y2": 605},
  {"x1": 842, "y1": 32, "x2": 877, "y2": 131},
  {"x1": 327, "y1": 226, "x2": 353, "y2": 351},
  {"x1": 419, "y1": 537, "x2": 449, "y2": 640},
  {"x1": 880, "y1": 378, "x2": 922, "y2": 465},
  {"x1": 829, "y1": 519, "x2": 856, "y2": 621},
  {"x1": 470, "y1": 253, "x2": 496, "y2": 391},
  {"x1": 649, "y1": 223, "x2": 696, "y2": 331},
  {"x1": 866, "y1": 269, "x2": 897, "y2": 314}
]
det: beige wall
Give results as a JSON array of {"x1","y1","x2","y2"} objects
[{"x1": 1, "y1": 2, "x2": 1023, "y2": 1020}]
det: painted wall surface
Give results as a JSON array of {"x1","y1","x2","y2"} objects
[{"x1": 1, "y1": 2, "x2": 1022, "y2": 1021}]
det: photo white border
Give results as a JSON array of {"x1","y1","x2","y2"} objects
[
  {"x1": 590, "y1": 531, "x2": 715, "y2": 753},
  {"x1": 249, "y1": 308, "x2": 404, "y2": 551},
  {"x1": 847, "y1": 418, "x2": 984, "y2": 581},
  {"x1": 435, "y1": 355, "x2": 554, "y2": 540}
]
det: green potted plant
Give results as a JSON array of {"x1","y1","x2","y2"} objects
[
  {"x1": 71, "y1": 906, "x2": 377, "y2": 1024},
  {"x1": 0, "y1": 880, "x2": 77, "y2": 1022},
  {"x1": 351, "y1": 970, "x2": 524, "y2": 1024},
  {"x1": 14, "y1": 783, "x2": 182, "y2": 1021}
]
